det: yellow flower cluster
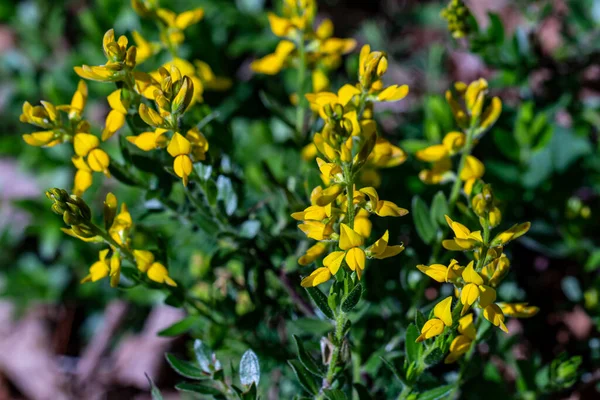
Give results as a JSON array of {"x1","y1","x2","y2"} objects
[
  {"x1": 127, "y1": 65, "x2": 208, "y2": 186},
  {"x1": 20, "y1": 81, "x2": 111, "y2": 196},
  {"x1": 416, "y1": 79, "x2": 501, "y2": 195},
  {"x1": 46, "y1": 189, "x2": 176, "y2": 287},
  {"x1": 415, "y1": 187, "x2": 538, "y2": 363},
  {"x1": 251, "y1": 0, "x2": 355, "y2": 92},
  {"x1": 294, "y1": 46, "x2": 410, "y2": 287}
]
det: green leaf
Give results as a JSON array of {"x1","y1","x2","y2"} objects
[
  {"x1": 341, "y1": 283, "x2": 362, "y2": 313},
  {"x1": 240, "y1": 382, "x2": 258, "y2": 400},
  {"x1": 293, "y1": 335, "x2": 325, "y2": 377},
  {"x1": 194, "y1": 339, "x2": 213, "y2": 373},
  {"x1": 305, "y1": 287, "x2": 334, "y2": 319},
  {"x1": 323, "y1": 389, "x2": 348, "y2": 400},
  {"x1": 204, "y1": 179, "x2": 218, "y2": 207},
  {"x1": 239, "y1": 220, "x2": 261, "y2": 239},
  {"x1": 380, "y1": 357, "x2": 404, "y2": 385},
  {"x1": 145, "y1": 373, "x2": 163, "y2": 400},
  {"x1": 405, "y1": 324, "x2": 421, "y2": 365},
  {"x1": 157, "y1": 316, "x2": 197, "y2": 337},
  {"x1": 412, "y1": 196, "x2": 436, "y2": 244},
  {"x1": 417, "y1": 384, "x2": 455, "y2": 400},
  {"x1": 430, "y1": 191, "x2": 449, "y2": 226},
  {"x1": 165, "y1": 353, "x2": 207, "y2": 380},
  {"x1": 424, "y1": 348, "x2": 444, "y2": 366},
  {"x1": 175, "y1": 382, "x2": 222, "y2": 395},
  {"x1": 415, "y1": 310, "x2": 426, "y2": 331},
  {"x1": 585, "y1": 250, "x2": 600, "y2": 272},
  {"x1": 239, "y1": 349, "x2": 260, "y2": 386},
  {"x1": 289, "y1": 360, "x2": 319, "y2": 395},
  {"x1": 216, "y1": 175, "x2": 238, "y2": 216}
]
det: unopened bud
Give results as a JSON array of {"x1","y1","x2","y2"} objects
[
  {"x1": 323, "y1": 104, "x2": 334, "y2": 118},
  {"x1": 334, "y1": 103, "x2": 344, "y2": 118}
]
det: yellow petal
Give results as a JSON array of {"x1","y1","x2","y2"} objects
[
  {"x1": 323, "y1": 251, "x2": 345, "y2": 275},
  {"x1": 300, "y1": 267, "x2": 331, "y2": 288},
  {"x1": 483, "y1": 304, "x2": 508, "y2": 333},
  {"x1": 173, "y1": 155, "x2": 193, "y2": 185},
  {"x1": 87, "y1": 149, "x2": 110, "y2": 173},
  {"x1": 460, "y1": 283, "x2": 480, "y2": 313},
  {"x1": 167, "y1": 132, "x2": 191, "y2": 156},
  {"x1": 491, "y1": 222, "x2": 531, "y2": 246},
  {"x1": 337, "y1": 84, "x2": 361, "y2": 105},
  {"x1": 377, "y1": 85, "x2": 409, "y2": 102},
  {"x1": 359, "y1": 187, "x2": 379, "y2": 206},
  {"x1": 415, "y1": 144, "x2": 449, "y2": 162},
  {"x1": 175, "y1": 8, "x2": 204, "y2": 30},
  {"x1": 22, "y1": 131, "x2": 55, "y2": 146},
  {"x1": 478, "y1": 285, "x2": 497, "y2": 308},
  {"x1": 339, "y1": 223, "x2": 364, "y2": 250},
  {"x1": 147, "y1": 262, "x2": 177, "y2": 286},
  {"x1": 416, "y1": 318, "x2": 445, "y2": 342},
  {"x1": 268, "y1": 12, "x2": 293, "y2": 36},
  {"x1": 298, "y1": 242, "x2": 327, "y2": 266},
  {"x1": 462, "y1": 261, "x2": 484, "y2": 285},
  {"x1": 74, "y1": 133, "x2": 99, "y2": 156},
  {"x1": 102, "y1": 110, "x2": 126, "y2": 141},
  {"x1": 458, "y1": 313, "x2": 476, "y2": 340},
  {"x1": 459, "y1": 155, "x2": 485, "y2": 181},
  {"x1": 107, "y1": 89, "x2": 128, "y2": 113},
  {"x1": 498, "y1": 303, "x2": 539, "y2": 318},
  {"x1": 416, "y1": 264, "x2": 448, "y2": 283},
  {"x1": 127, "y1": 132, "x2": 158, "y2": 151},
  {"x1": 73, "y1": 169, "x2": 93, "y2": 196},
  {"x1": 312, "y1": 69, "x2": 329, "y2": 93},
  {"x1": 345, "y1": 247, "x2": 365, "y2": 272},
  {"x1": 480, "y1": 96, "x2": 502, "y2": 130},
  {"x1": 375, "y1": 201, "x2": 408, "y2": 217},
  {"x1": 433, "y1": 296, "x2": 453, "y2": 327},
  {"x1": 133, "y1": 250, "x2": 155, "y2": 272}
]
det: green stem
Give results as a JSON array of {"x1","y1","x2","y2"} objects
[
  {"x1": 295, "y1": 31, "x2": 307, "y2": 140},
  {"x1": 428, "y1": 124, "x2": 477, "y2": 264},
  {"x1": 323, "y1": 312, "x2": 347, "y2": 388},
  {"x1": 344, "y1": 164, "x2": 355, "y2": 228}
]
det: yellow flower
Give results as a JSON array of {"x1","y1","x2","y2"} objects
[
  {"x1": 127, "y1": 128, "x2": 169, "y2": 151},
  {"x1": 298, "y1": 242, "x2": 328, "y2": 266},
  {"x1": 75, "y1": 29, "x2": 136, "y2": 83},
  {"x1": 323, "y1": 224, "x2": 366, "y2": 279},
  {"x1": 73, "y1": 133, "x2": 110, "y2": 175},
  {"x1": 367, "y1": 138, "x2": 407, "y2": 168},
  {"x1": 81, "y1": 249, "x2": 111, "y2": 284},
  {"x1": 359, "y1": 187, "x2": 408, "y2": 217},
  {"x1": 147, "y1": 262, "x2": 177, "y2": 286},
  {"x1": 251, "y1": 41, "x2": 296, "y2": 75},
  {"x1": 156, "y1": 7, "x2": 204, "y2": 47},
  {"x1": 498, "y1": 303, "x2": 539, "y2": 318},
  {"x1": 102, "y1": 90, "x2": 128, "y2": 141},
  {"x1": 483, "y1": 303, "x2": 508, "y2": 333},
  {"x1": 133, "y1": 249, "x2": 177, "y2": 286},
  {"x1": 490, "y1": 222, "x2": 531, "y2": 247},
  {"x1": 442, "y1": 215, "x2": 483, "y2": 251},
  {"x1": 298, "y1": 221, "x2": 334, "y2": 240},
  {"x1": 416, "y1": 297, "x2": 453, "y2": 343},
  {"x1": 416, "y1": 259, "x2": 464, "y2": 283},
  {"x1": 301, "y1": 267, "x2": 332, "y2": 288},
  {"x1": 459, "y1": 261, "x2": 496, "y2": 315}
]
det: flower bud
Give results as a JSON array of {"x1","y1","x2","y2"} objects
[{"x1": 334, "y1": 103, "x2": 344, "y2": 118}]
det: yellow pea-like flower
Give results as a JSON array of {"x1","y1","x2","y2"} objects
[
  {"x1": 298, "y1": 221, "x2": 333, "y2": 240},
  {"x1": 434, "y1": 296, "x2": 453, "y2": 327},
  {"x1": 444, "y1": 335, "x2": 473, "y2": 364},
  {"x1": 147, "y1": 262, "x2": 177, "y2": 286},
  {"x1": 81, "y1": 249, "x2": 110, "y2": 284},
  {"x1": 339, "y1": 223, "x2": 364, "y2": 250},
  {"x1": 483, "y1": 303, "x2": 508, "y2": 333},
  {"x1": 376, "y1": 84, "x2": 409, "y2": 102},
  {"x1": 498, "y1": 303, "x2": 539, "y2": 318},
  {"x1": 323, "y1": 251, "x2": 346, "y2": 275},
  {"x1": 173, "y1": 154, "x2": 193, "y2": 186},
  {"x1": 300, "y1": 267, "x2": 332, "y2": 288},
  {"x1": 74, "y1": 133, "x2": 100, "y2": 157},
  {"x1": 299, "y1": 242, "x2": 328, "y2": 266},
  {"x1": 416, "y1": 318, "x2": 445, "y2": 342},
  {"x1": 87, "y1": 148, "x2": 110, "y2": 175}
]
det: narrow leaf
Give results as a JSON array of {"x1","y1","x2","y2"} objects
[
  {"x1": 405, "y1": 324, "x2": 421, "y2": 365},
  {"x1": 323, "y1": 389, "x2": 348, "y2": 400},
  {"x1": 145, "y1": 373, "x2": 163, "y2": 400},
  {"x1": 412, "y1": 196, "x2": 436, "y2": 244},
  {"x1": 341, "y1": 283, "x2": 362, "y2": 313},
  {"x1": 157, "y1": 316, "x2": 197, "y2": 337},
  {"x1": 430, "y1": 191, "x2": 449, "y2": 226},
  {"x1": 305, "y1": 287, "x2": 334, "y2": 319},
  {"x1": 289, "y1": 360, "x2": 319, "y2": 395},
  {"x1": 165, "y1": 353, "x2": 206, "y2": 380},
  {"x1": 193, "y1": 339, "x2": 213, "y2": 373},
  {"x1": 175, "y1": 382, "x2": 222, "y2": 395},
  {"x1": 293, "y1": 335, "x2": 325, "y2": 377},
  {"x1": 380, "y1": 357, "x2": 404, "y2": 385},
  {"x1": 417, "y1": 384, "x2": 455, "y2": 400}
]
